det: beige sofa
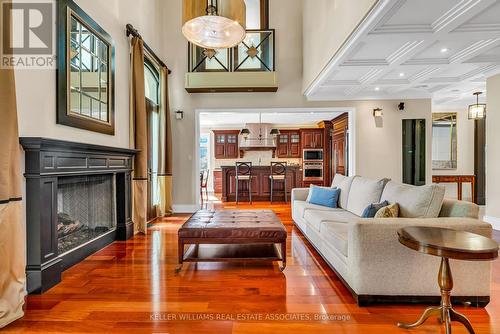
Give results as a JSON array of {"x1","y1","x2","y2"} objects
[{"x1": 291, "y1": 175, "x2": 493, "y2": 306}]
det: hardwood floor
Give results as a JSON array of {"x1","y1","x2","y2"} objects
[{"x1": 5, "y1": 202, "x2": 500, "y2": 333}]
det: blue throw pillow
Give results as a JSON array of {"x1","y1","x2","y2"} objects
[
  {"x1": 361, "y1": 200, "x2": 390, "y2": 218},
  {"x1": 307, "y1": 185, "x2": 340, "y2": 208}
]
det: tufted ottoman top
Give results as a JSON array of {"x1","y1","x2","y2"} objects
[{"x1": 179, "y1": 210, "x2": 287, "y2": 241}]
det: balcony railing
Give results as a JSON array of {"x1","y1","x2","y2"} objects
[{"x1": 188, "y1": 29, "x2": 275, "y2": 73}]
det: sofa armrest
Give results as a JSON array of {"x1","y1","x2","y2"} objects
[
  {"x1": 347, "y1": 218, "x2": 492, "y2": 295},
  {"x1": 291, "y1": 188, "x2": 310, "y2": 202}
]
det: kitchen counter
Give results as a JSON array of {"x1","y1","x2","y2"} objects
[{"x1": 220, "y1": 165, "x2": 302, "y2": 202}]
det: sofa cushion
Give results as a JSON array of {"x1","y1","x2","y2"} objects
[
  {"x1": 331, "y1": 174, "x2": 354, "y2": 209},
  {"x1": 308, "y1": 186, "x2": 340, "y2": 208},
  {"x1": 361, "y1": 200, "x2": 389, "y2": 218},
  {"x1": 380, "y1": 181, "x2": 445, "y2": 218},
  {"x1": 321, "y1": 222, "x2": 349, "y2": 257},
  {"x1": 346, "y1": 177, "x2": 387, "y2": 216},
  {"x1": 294, "y1": 200, "x2": 341, "y2": 220},
  {"x1": 303, "y1": 209, "x2": 359, "y2": 229}
]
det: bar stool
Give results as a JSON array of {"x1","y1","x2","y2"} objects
[
  {"x1": 270, "y1": 162, "x2": 287, "y2": 203},
  {"x1": 235, "y1": 162, "x2": 253, "y2": 204}
]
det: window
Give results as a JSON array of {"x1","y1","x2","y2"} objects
[
  {"x1": 144, "y1": 58, "x2": 161, "y2": 209},
  {"x1": 145, "y1": 60, "x2": 160, "y2": 105},
  {"x1": 200, "y1": 135, "x2": 210, "y2": 171},
  {"x1": 244, "y1": 0, "x2": 269, "y2": 29}
]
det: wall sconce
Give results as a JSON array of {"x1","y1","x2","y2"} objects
[
  {"x1": 373, "y1": 108, "x2": 383, "y2": 117},
  {"x1": 176, "y1": 110, "x2": 184, "y2": 120},
  {"x1": 240, "y1": 128, "x2": 250, "y2": 140},
  {"x1": 270, "y1": 128, "x2": 280, "y2": 137}
]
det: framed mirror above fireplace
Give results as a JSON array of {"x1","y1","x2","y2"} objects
[{"x1": 57, "y1": 0, "x2": 115, "y2": 135}]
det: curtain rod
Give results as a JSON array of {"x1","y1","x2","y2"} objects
[{"x1": 126, "y1": 24, "x2": 172, "y2": 74}]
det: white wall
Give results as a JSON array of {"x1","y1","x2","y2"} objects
[
  {"x1": 302, "y1": 0, "x2": 378, "y2": 92},
  {"x1": 158, "y1": 0, "x2": 432, "y2": 210},
  {"x1": 432, "y1": 110, "x2": 475, "y2": 200},
  {"x1": 15, "y1": 0, "x2": 163, "y2": 235},
  {"x1": 354, "y1": 99, "x2": 432, "y2": 184},
  {"x1": 16, "y1": 0, "x2": 163, "y2": 148},
  {"x1": 13, "y1": 0, "x2": 433, "y2": 212},
  {"x1": 485, "y1": 74, "x2": 500, "y2": 229}
]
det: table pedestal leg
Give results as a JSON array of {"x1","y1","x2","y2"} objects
[{"x1": 397, "y1": 258, "x2": 475, "y2": 334}]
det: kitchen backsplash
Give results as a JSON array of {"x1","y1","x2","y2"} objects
[{"x1": 213, "y1": 150, "x2": 301, "y2": 170}]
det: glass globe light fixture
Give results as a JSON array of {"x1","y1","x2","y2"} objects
[{"x1": 182, "y1": 0, "x2": 246, "y2": 49}]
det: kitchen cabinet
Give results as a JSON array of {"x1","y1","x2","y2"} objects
[
  {"x1": 332, "y1": 113, "x2": 348, "y2": 176},
  {"x1": 213, "y1": 130, "x2": 239, "y2": 159},
  {"x1": 213, "y1": 170, "x2": 222, "y2": 193},
  {"x1": 277, "y1": 130, "x2": 301, "y2": 158},
  {"x1": 301, "y1": 129, "x2": 323, "y2": 149}
]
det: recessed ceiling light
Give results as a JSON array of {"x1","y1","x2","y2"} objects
[
  {"x1": 375, "y1": 87, "x2": 380, "y2": 91},
  {"x1": 399, "y1": 72, "x2": 405, "y2": 77},
  {"x1": 440, "y1": 48, "x2": 448, "y2": 53}
]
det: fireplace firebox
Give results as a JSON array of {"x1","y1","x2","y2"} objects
[{"x1": 21, "y1": 138, "x2": 137, "y2": 294}]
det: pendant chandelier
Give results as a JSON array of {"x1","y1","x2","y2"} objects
[
  {"x1": 240, "y1": 113, "x2": 280, "y2": 140},
  {"x1": 182, "y1": 0, "x2": 246, "y2": 49},
  {"x1": 468, "y1": 92, "x2": 486, "y2": 120}
]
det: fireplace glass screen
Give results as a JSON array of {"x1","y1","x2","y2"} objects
[{"x1": 57, "y1": 174, "x2": 116, "y2": 254}]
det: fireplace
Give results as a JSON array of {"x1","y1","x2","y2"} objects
[
  {"x1": 57, "y1": 175, "x2": 116, "y2": 255},
  {"x1": 21, "y1": 138, "x2": 136, "y2": 294}
]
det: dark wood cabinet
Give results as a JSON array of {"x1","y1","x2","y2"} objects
[
  {"x1": 277, "y1": 133, "x2": 289, "y2": 157},
  {"x1": 331, "y1": 113, "x2": 349, "y2": 177},
  {"x1": 213, "y1": 170, "x2": 222, "y2": 193},
  {"x1": 213, "y1": 130, "x2": 239, "y2": 159},
  {"x1": 301, "y1": 129, "x2": 323, "y2": 149},
  {"x1": 277, "y1": 130, "x2": 301, "y2": 158}
]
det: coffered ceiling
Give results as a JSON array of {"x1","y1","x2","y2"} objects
[{"x1": 305, "y1": 0, "x2": 500, "y2": 109}]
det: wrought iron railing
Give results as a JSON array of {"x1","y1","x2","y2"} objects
[{"x1": 188, "y1": 29, "x2": 275, "y2": 73}]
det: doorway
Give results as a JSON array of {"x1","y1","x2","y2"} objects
[{"x1": 194, "y1": 107, "x2": 356, "y2": 208}]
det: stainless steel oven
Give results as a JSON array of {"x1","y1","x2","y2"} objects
[
  {"x1": 303, "y1": 162, "x2": 324, "y2": 181},
  {"x1": 303, "y1": 149, "x2": 324, "y2": 161}
]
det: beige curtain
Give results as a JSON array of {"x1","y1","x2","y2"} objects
[
  {"x1": 157, "y1": 67, "x2": 173, "y2": 216},
  {"x1": 130, "y1": 37, "x2": 148, "y2": 234},
  {"x1": 0, "y1": 2, "x2": 26, "y2": 325}
]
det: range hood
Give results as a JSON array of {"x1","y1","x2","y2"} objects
[{"x1": 239, "y1": 123, "x2": 277, "y2": 148}]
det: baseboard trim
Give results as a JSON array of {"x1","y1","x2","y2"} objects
[
  {"x1": 172, "y1": 204, "x2": 198, "y2": 214},
  {"x1": 483, "y1": 215, "x2": 500, "y2": 231}
]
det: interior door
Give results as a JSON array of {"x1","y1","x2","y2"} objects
[{"x1": 402, "y1": 119, "x2": 426, "y2": 186}]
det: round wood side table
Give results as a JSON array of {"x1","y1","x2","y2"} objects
[{"x1": 397, "y1": 226, "x2": 498, "y2": 334}]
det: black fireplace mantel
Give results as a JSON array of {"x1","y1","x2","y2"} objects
[{"x1": 20, "y1": 137, "x2": 137, "y2": 294}]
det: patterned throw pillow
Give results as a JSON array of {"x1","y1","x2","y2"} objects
[
  {"x1": 361, "y1": 200, "x2": 389, "y2": 218},
  {"x1": 375, "y1": 203, "x2": 400, "y2": 218}
]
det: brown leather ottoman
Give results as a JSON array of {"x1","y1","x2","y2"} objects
[{"x1": 177, "y1": 210, "x2": 287, "y2": 271}]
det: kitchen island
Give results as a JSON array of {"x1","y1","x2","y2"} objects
[{"x1": 221, "y1": 165, "x2": 302, "y2": 202}]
